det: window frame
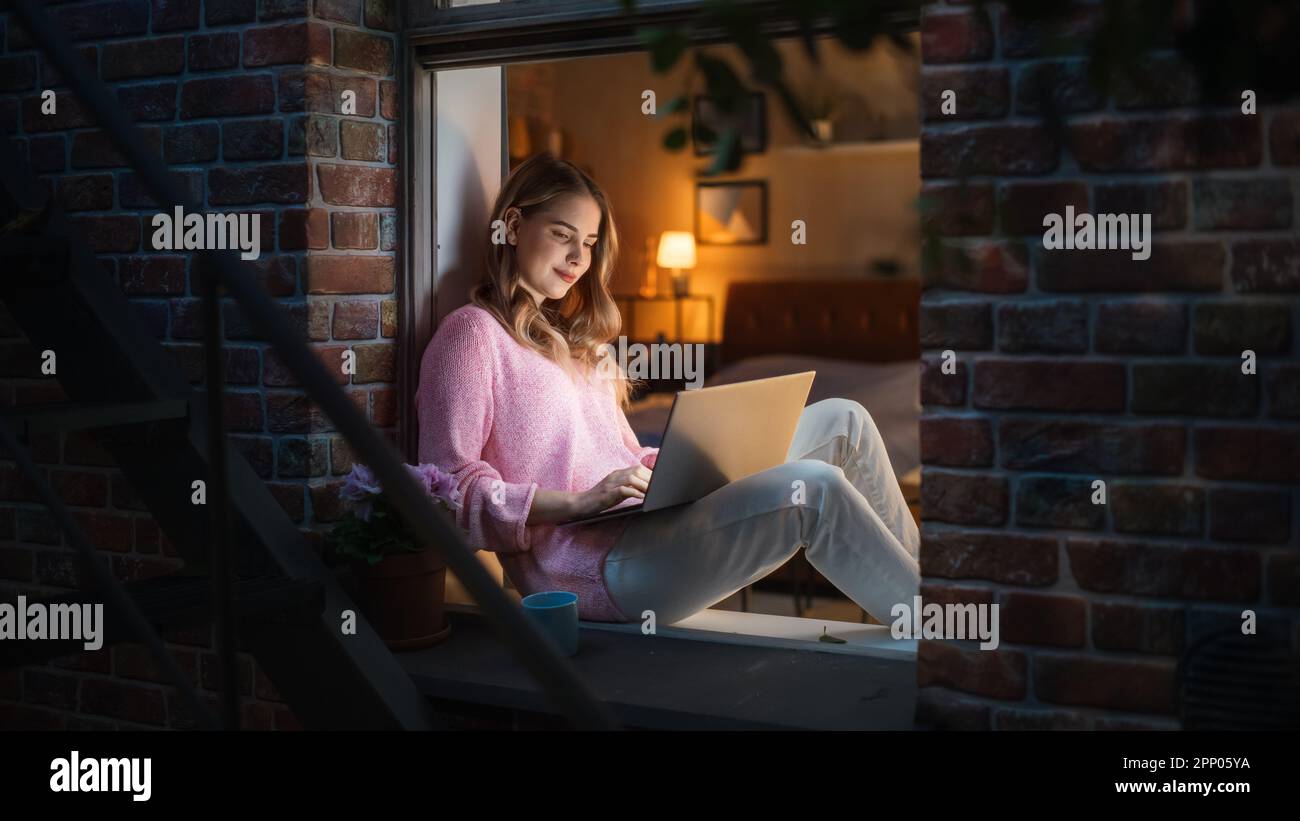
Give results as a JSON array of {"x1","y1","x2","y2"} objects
[{"x1": 396, "y1": 0, "x2": 920, "y2": 458}]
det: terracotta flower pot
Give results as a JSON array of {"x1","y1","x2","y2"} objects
[{"x1": 353, "y1": 547, "x2": 452, "y2": 651}]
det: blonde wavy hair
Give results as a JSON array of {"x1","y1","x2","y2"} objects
[{"x1": 470, "y1": 152, "x2": 640, "y2": 410}]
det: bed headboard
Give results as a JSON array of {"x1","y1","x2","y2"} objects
[{"x1": 720, "y1": 278, "x2": 920, "y2": 365}]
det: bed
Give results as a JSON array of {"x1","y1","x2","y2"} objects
[{"x1": 625, "y1": 278, "x2": 922, "y2": 483}]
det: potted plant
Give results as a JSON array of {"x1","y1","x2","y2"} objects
[{"x1": 330, "y1": 462, "x2": 464, "y2": 650}]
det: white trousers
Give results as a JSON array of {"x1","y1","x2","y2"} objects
[{"x1": 603, "y1": 398, "x2": 921, "y2": 625}]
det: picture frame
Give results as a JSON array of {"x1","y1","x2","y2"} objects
[
  {"x1": 695, "y1": 180, "x2": 768, "y2": 246},
  {"x1": 692, "y1": 92, "x2": 767, "y2": 156}
]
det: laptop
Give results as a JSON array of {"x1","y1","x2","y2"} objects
[{"x1": 558, "y1": 371, "x2": 816, "y2": 526}]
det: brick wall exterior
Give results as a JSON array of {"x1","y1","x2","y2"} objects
[
  {"x1": 0, "y1": 0, "x2": 397, "y2": 729},
  {"x1": 3, "y1": 0, "x2": 1296, "y2": 733},
  {"x1": 917, "y1": 1, "x2": 1300, "y2": 729}
]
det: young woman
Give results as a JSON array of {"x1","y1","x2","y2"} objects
[{"x1": 418, "y1": 153, "x2": 919, "y2": 626}]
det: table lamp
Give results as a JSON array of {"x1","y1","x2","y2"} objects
[{"x1": 657, "y1": 230, "x2": 697, "y2": 298}]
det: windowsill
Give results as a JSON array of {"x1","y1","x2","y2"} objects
[
  {"x1": 581, "y1": 608, "x2": 916, "y2": 661},
  {"x1": 404, "y1": 605, "x2": 917, "y2": 729},
  {"x1": 447, "y1": 602, "x2": 916, "y2": 661}
]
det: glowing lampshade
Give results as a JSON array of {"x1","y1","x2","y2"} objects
[{"x1": 656, "y1": 231, "x2": 697, "y2": 270}]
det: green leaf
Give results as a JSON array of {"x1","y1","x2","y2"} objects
[
  {"x1": 658, "y1": 94, "x2": 688, "y2": 118},
  {"x1": 700, "y1": 0, "x2": 781, "y2": 85},
  {"x1": 691, "y1": 120, "x2": 717, "y2": 148},
  {"x1": 770, "y1": 78, "x2": 815, "y2": 142},
  {"x1": 695, "y1": 52, "x2": 744, "y2": 112},
  {"x1": 795, "y1": 2, "x2": 822, "y2": 65},
  {"x1": 730, "y1": 20, "x2": 783, "y2": 86},
  {"x1": 663, "y1": 127, "x2": 688, "y2": 151},
  {"x1": 637, "y1": 26, "x2": 689, "y2": 73},
  {"x1": 819, "y1": 626, "x2": 847, "y2": 644},
  {"x1": 832, "y1": 1, "x2": 890, "y2": 51},
  {"x1": 886, "y1": 30, "x2": 914, "y2": 54},
  {"x1": 703, "y1": 127, "x2": 740, "y2": 176}
]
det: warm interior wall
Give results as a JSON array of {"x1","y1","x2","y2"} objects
[
  {"x1": 435, "y1": 65, "x2": 505, "y2": 325},
  {"x1": 433, "y1": 65, "x2": 508, "y2": 597},
  {"x1": 508, "y1": 35, "x2": 922, "y2": 340}
]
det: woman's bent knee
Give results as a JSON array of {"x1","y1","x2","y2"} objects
[
  {"x1": 787, "y1": 458, "x2": 844, "y2": 482},
  {"x1": 725, "y1": 459, "x2": 846, "y2": 514},
  {"x1": 782, "y1": 459, "x2": 854, "y2": 506},
  {"x1": 810, "y1": 397, "x2": 876, "y2": 435}
]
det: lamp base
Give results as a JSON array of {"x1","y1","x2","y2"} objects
[{"x1": 671, "y1": 272, "x2": 690, "y2": 298}]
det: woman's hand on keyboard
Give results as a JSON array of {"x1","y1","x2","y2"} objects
[{"x1": 575, "y1": 464, "x2": 652, "y2": 515}]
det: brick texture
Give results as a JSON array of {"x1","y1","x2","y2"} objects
[
  {"x1": 917, "y1": 0, "x2": 1300, "y2": 731},
  {"x1": 0, "y1": 0, "x2": 396, "y2": 731}
]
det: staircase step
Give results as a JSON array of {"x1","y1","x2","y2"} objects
[
  {"x1": 0, "y1": 398, "x2": 189, "y2": 438},
  {"x1": 0, "y1": 574, "x2": 325, "y2": 669},
  {"x1": 0, "y1": 116, "x2": 439, "y2": 728},
  {"x1": 0, "y1": 222, "x2": 69, "y2": 282},
  {"x1": 0, "y1": 232, "x2": 63, "y2": 257}
]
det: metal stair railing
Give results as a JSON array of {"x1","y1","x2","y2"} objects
[
  {"x1": 9, "y1": 0, "x2": 618, "y2": 731},
  {"x1": 0, "y1": 144, "x2": 431, "y2": 730},
  {"x1": 198, "y1": 252, "x2": 240, "y2": 730}
]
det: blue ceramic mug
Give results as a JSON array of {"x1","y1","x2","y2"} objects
[{"x1": 521, "y1": 591, "x2": 579, "y2": 656}]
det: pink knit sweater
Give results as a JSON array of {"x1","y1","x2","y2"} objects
[{"x1": 416, "y1": 304, "x2": 659, "y2": 622}]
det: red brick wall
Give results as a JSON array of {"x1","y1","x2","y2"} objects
[
  {"x1": 917, "y1": 1, "x2": 1299, "y2": 729},
  {"x1": 0, "y1": 0, "x2": 397, "y2": 729}
]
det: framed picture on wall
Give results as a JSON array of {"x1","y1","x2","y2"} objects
[
  {"x1": 695, "y1": 180, "x2": 768, "y2": 245},
  {"x1": 692, "y1": 93, "x2": 767, "y2": 156}
]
